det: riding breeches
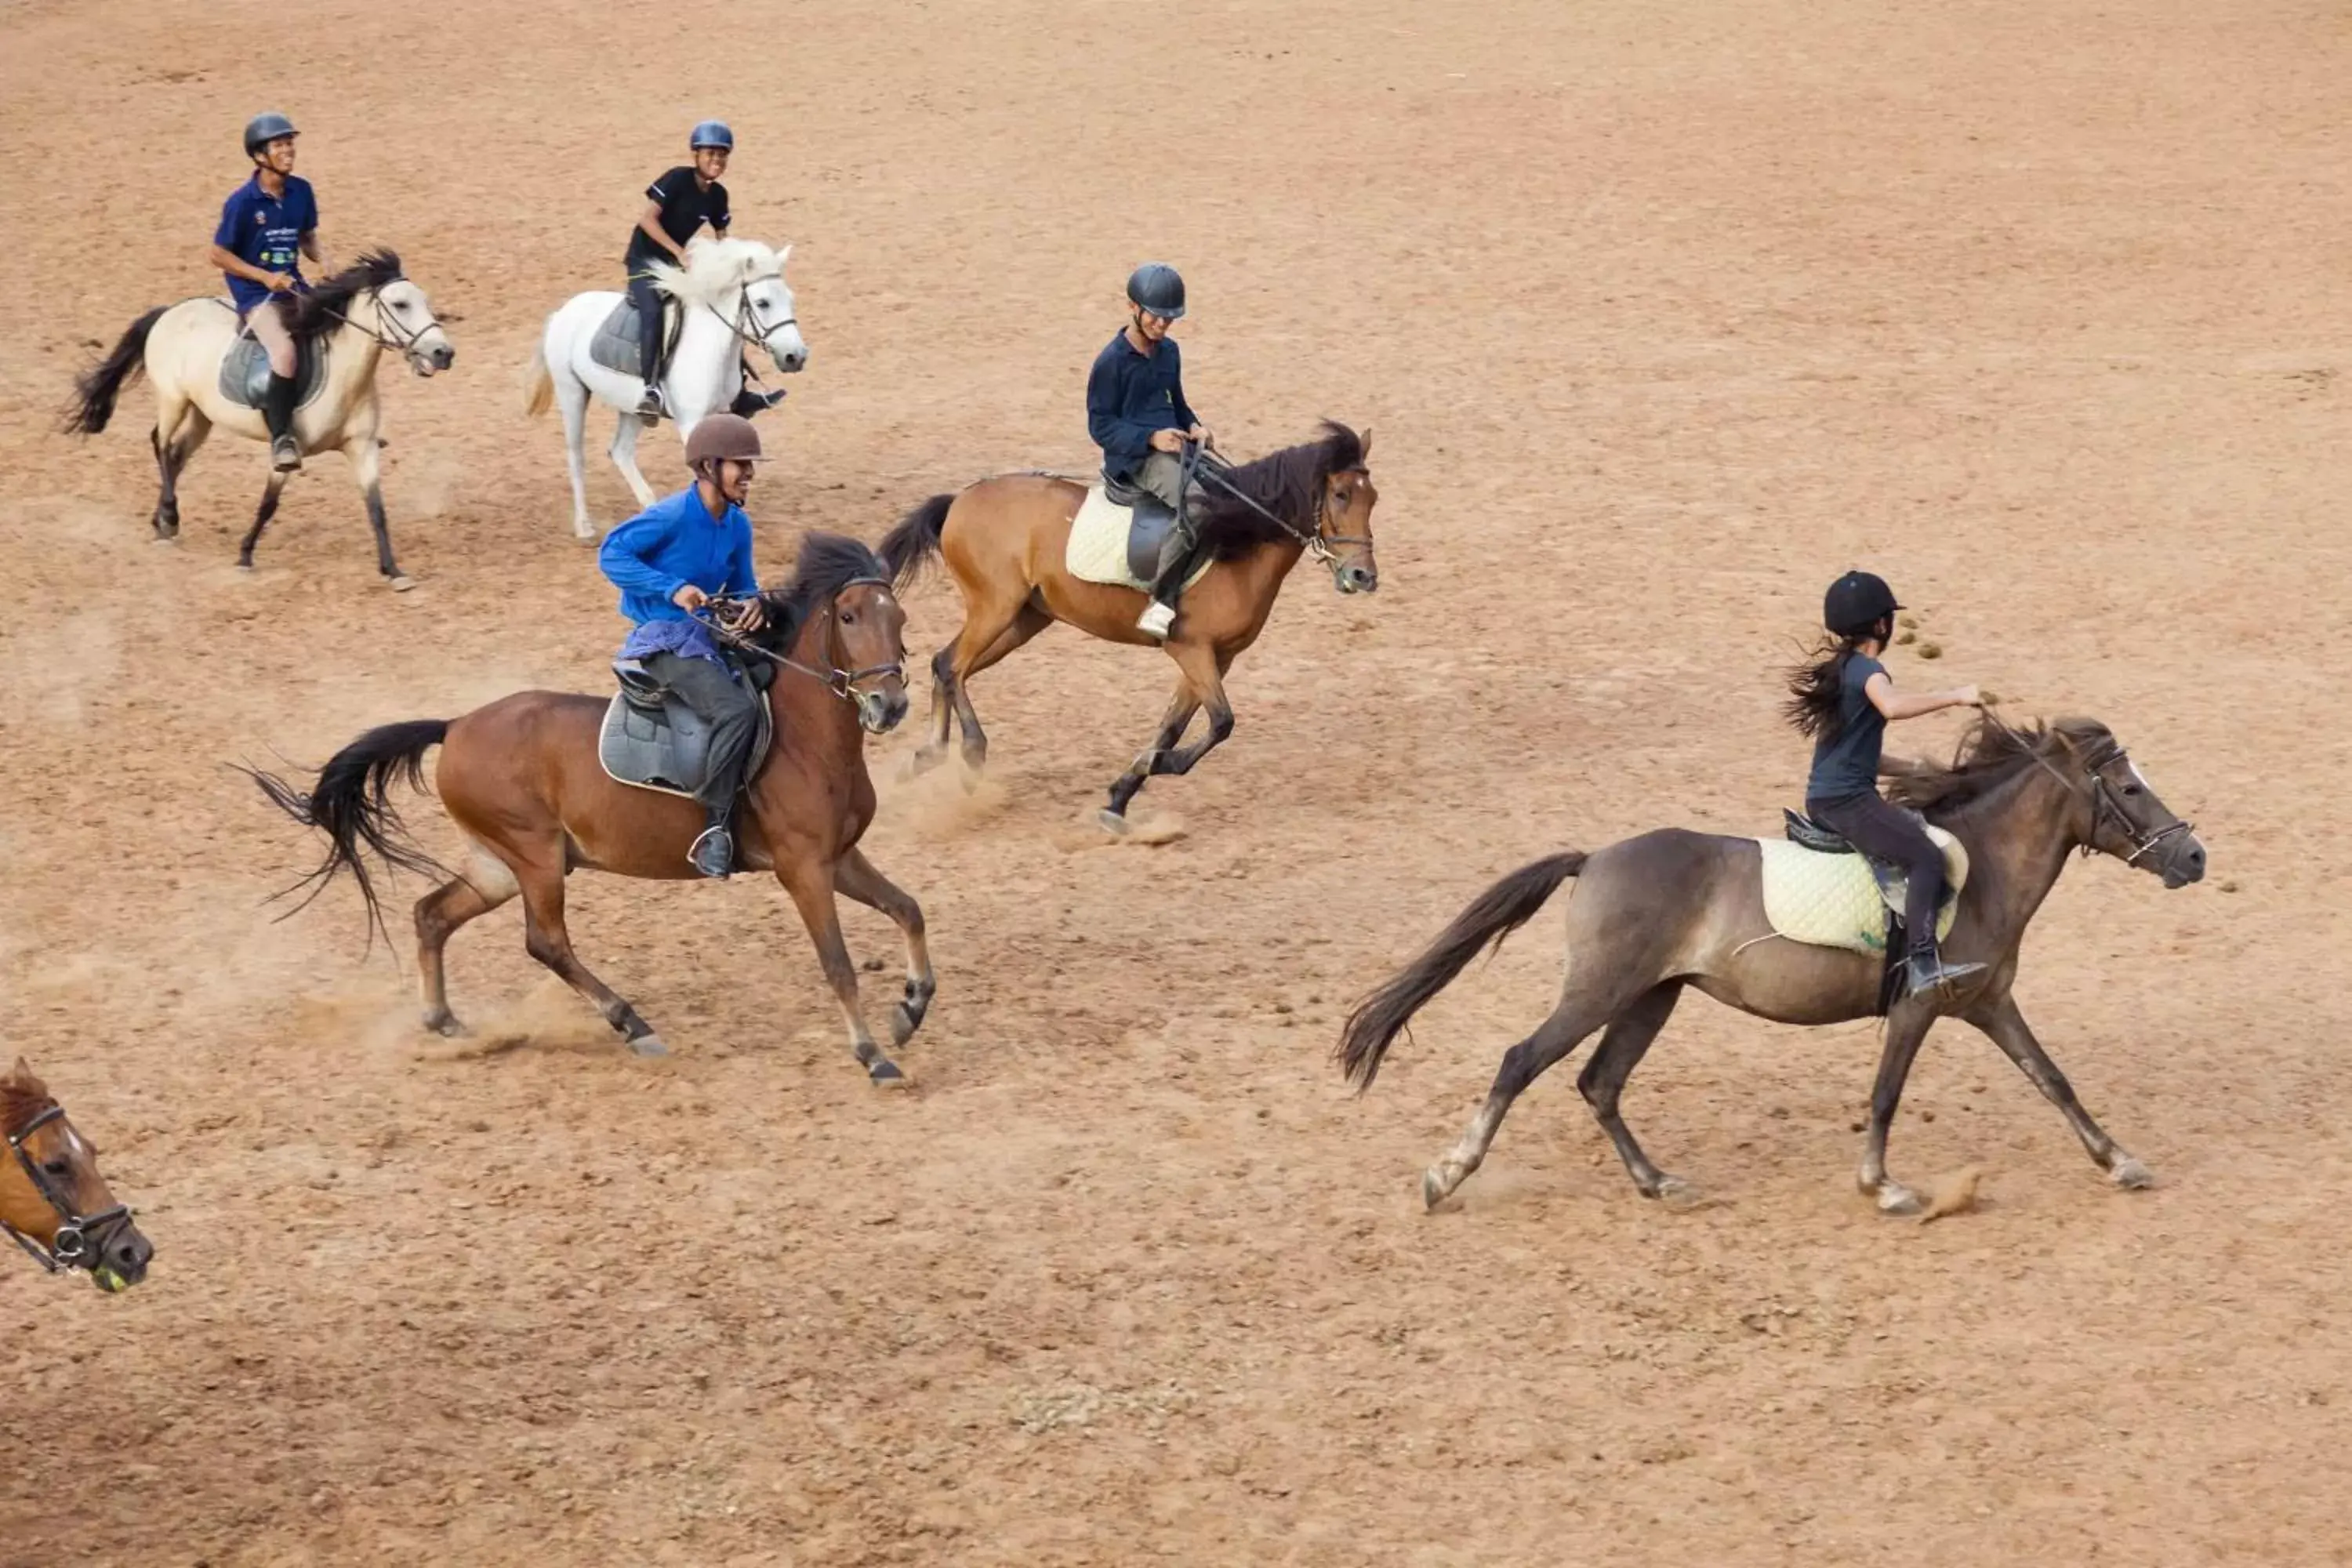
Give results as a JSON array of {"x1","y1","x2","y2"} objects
[
  {"x1": 643, "y1": 652, "x2": 760, "y2": 811},
  {"x1": 1806, "y1": 790, "x2": 1949, "y2": 953},
  {"x1": 628, "y1": 274, "x2": 666, "y2": 388},
  {"x1": 1135, "y1": 451, "x2": 1210, "y2": 609}
]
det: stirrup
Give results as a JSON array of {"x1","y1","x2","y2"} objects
[
  {"x1": 688, "y1": 824, "x2": 734, "y2": 879},
  {"x1": 1135, "y1": 601, "x2": 1176, "y2": 639},
  {"x1": 1904, "y1": 951, "x2": 1987, "y2": 1000},
  {"x1": 270, "y1": 434, "x2": 303, "y2": 473},
  {"x1": 636, "y1": 386, "x2": 666, "y2": 426}
]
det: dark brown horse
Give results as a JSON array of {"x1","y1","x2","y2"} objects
[
  {"x1": 2, "y1": 1058, "x2": 153, "y2": 1291},
  {"x1": 1338, "y1": 717, "x2": 2206, "y2": 1214},
  {"x1": 250, "y1": 534, "x2": 932, "y2": 1084},
  {"x1": 876, "y1": 422, "x2": 1380, "y2": 831}
]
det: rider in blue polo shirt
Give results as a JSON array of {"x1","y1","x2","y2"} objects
[
  {"x1": 209, "y1": 112, "x2": 322, "y2": 474},
  {"x1": 597, "y1": 413, "x2": 770, "y2": 879}
]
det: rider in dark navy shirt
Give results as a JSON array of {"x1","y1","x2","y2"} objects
[
  {"x1": 1086, "y1": 263, "x2": 1215, "y2": 638},
  {"x1": 209, "y1": 112, "x2": 322, "y2": 473}
]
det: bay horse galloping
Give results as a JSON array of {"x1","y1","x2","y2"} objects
[
  {"x1": 1338, "y1": 718, "x2": 2206, "y2": 1215},
  {"x1": 249, "y1": 535, "x2": 934, "y2": 1085},
  {"x1": 64, "y1": 250, "x2": 456, "y2": 587},
  {"x1": 876, "y1": 422, "x2": 1379, "y2": 832},
  {"x1": 2, "y1": 1058, "x2": 153, "y2": 1293}
]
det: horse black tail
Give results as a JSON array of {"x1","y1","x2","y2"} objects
[
  {"x1": 64, "y1": 306, "x2": 166, "y2": 435},
  {"x1": 243, "y1": 719, "x2": 452, "y2": 949},
  {"x1": 1335, "y1": 851, "x2": 1589, "y2": 1093},
  {"x1": 876, "y1": 493, "x2": 955, "y2": 593}
]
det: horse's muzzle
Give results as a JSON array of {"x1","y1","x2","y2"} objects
[
  {"x1": 89, "y1": 1218, "x2": 153, "y2": 1291},
  {"x1": 2159, "y1": 832, "x2": 2208, "y2": 889},
  {"x1": 858, "y1": 688, "x2": 907, "y2": 735},
  {"x1": 412, "y1": 343, "x2": 455, "y2": 376},
  {"x1": 1336, "y1": 562, "x2": 1378, "y2": 595}
]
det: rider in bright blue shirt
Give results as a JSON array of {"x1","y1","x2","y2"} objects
[{"x1": 597, "y1": 414, "x2": 768, "y2": 880}]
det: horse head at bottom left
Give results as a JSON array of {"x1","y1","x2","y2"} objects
[{"x1": 2, "y1": 1058, "x2": 151, "y2": 1293}]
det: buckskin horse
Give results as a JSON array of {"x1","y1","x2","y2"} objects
[
  {"x1": 1337, "y1": 717, "x2": 2205, "y2": 1215},
  {"x1": 248, "y1": 533, "x2": 932, "y2": 1085},
  {"x1": 64, "y1": 249, "x2": 456, "y2": 588},
  {"x1": 876, "y1": 422, "x2": 1379, "y2": 832},
  {"x1": 2, "y1": 1058, "x2": 153, "y2": 1292}
]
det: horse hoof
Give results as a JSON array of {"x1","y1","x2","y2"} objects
[
  {"x1": 626, "y1": 1032, "x2": 670, "y2": 1058},
  {"x1": 1653, "y1": 1174, "x2": 1700, "y2": 1206},
  {"x1": 2111, "y1": 1156, "x2": 2155, "y2": 1190},
  {"x1": 424, "y1": 1014, "x2": 468, "y2": 1039},
  {"x1": 153, "y1": 535, "x2": 180, "y2": 547},
  {"x1": 1874, "y1": 1184, "x2": 1922, "y2": 1217},
  {"x1": 868, "y1": 1058, "x2": 910, "y2": 1089},
  {"x1": 388, "y1": 575, "x2": 417, "y2": 593},
  {"x1": 889, "y1": 1002, "x2": 919, "y2": 1048},
  {"x1": 1097, "y1": 808, "x2": 1131, "y2": 838}
]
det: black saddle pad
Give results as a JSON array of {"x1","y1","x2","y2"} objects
[
  {"x1": 598, "y1": 658, "x2": 774, "y2": 797},
  {"x1": 216, "y1": 332, "x2": 328, "y2": 410},
  {"x1": 589, "y1": 295, "x2": 681, "y2": 379}
]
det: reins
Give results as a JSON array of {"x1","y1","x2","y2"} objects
[
  {"x1": 697, "y1": 580, "x2": 902, "y2": 703},
  {"x1": 1980, "y1": 710, "x2": 2195, "y2": 866},
  {"x1": 1184, "y1": 443, "x2": 1371, "y2": 578}
]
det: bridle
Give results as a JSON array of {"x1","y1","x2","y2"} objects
[
  {"x1": 704, "y1": 270, "x2": 797, "y2": 358},
  {"x1": 2, "y1": 1102, "x2": 129, "y2": 1276},
  {"x1": 699, "y1": 579, "x2": 903, "y2": 704},
  {"x1": 1988, "y1": 713, "x2": 2197, "y2": 868},
  {"x1": 1186, "y1": 445, "x2": 1374, "y2": 583},
  {"x1": 326, "y1": 278, "x2": 449, "y2": 361}
]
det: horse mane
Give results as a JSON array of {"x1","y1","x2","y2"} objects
[
  {"x1": 286, "y1": 249, "x2": 405, "y2": 343},
  {"x1": 0, "y1": 1059, "x2": 56, "y2": 1134},
  {"x1": 1193, "y1": 421, "x2": 1366, "y2": 557},
  {"x1": 755, "y1": 532, "x2": 890, "y2": 652},
  {"x1": 1886, "y1": 714, "x2": 2114, "y2": 817},
  {"x1": 647, "y1": 237, "x2": 783, "y2": 307}
]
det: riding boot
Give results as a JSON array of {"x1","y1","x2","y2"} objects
[
  {"x1": 730, "y1": 385, "x2": 786, "y2": 418},
  {"x1": 262, "y1": 372, "x2": 302, "y2": 473},
  {"x1": 688, "y1": 804, "x2": 735, "y2": 880},
  {"x1": 637, "y1": 321, "x2": 666, "y2": 426},
  {"x1": 1904, "y1": 942, "x2": 1987, "y2": 1000},
  {"x1": 1137, "y1": 527, "x2": 1196, "y2": 639}
]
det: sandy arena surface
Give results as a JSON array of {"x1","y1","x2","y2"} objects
[{"x1": 5, "y1": 0, "x2": 2352, "y2": 1561}]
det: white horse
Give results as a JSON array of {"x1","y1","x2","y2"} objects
[
  {"x1": 65, "y1": 249, "x2": 455, "y2": 589},
  {"x1": 525, "y1": 236, "x2": 808, "y2": 540}
]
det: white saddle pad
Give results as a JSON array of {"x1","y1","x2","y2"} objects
[
  {"x1": 1064, "y1": 487, "x2": 1213, "y2": 593},
  {"x1": 1755, "y1": 828, "x2": 1968, "y2": 955}
]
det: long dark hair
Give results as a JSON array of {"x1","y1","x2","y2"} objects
[{"x1": 1782, "y1": 619, "x2": 1888, "y2": 740}]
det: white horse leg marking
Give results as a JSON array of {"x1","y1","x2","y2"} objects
[
  {"x1": 608, "y1": 412, "x2": 656, "y2": 509},
  {"x1": 555, "y1": 360, "x2": 597, "y2": 540}
]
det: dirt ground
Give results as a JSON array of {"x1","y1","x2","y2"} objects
[{"x1": 5, "y1": 0, "x2": 2352, "y2": 1561}]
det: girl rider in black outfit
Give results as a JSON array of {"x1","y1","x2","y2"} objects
[{"x1": 1786, "y1": 571, "x2": 1987, "y2": 1000}]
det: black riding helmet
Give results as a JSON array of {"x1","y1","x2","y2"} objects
[
  {"x1": 1127, "y1": 263, "x2": 1185, "y2": 321},
  {"x1": 1823, "y1": 570, "x2": 1903, "y2": 637},
  {"x1": 244, "y1": 112, "x2": 298, "y2": 158}
]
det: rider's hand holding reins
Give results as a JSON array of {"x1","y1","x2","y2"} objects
[{"x1": 671, "y1": 583, "x2": 710, "y2": 613}]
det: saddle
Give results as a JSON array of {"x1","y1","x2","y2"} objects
[
  {"x1": 1064, "y1": 473, "x2": 1212, "y2": 594},
  {"x1": 216, "y1": 328, "x2": 328, "y2": 411},
  {"x1": 597, "y1": 654, "x2": 775, "y2": 798},
  {"x1": 1753, "y1": 808, "x2": 1969, "y2": 958},
  {"x1": 588, "y1": 294, "x2": 683, "y2": 380}
]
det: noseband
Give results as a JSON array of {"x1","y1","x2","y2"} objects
[{"x1": 2, "y1": 1103, "x2": 129, "y2": 1276}]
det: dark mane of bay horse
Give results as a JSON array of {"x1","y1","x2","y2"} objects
[
  {"x1": 1886, "y1": 714, "x2": 2115, "y2": 816},
  {"x1": 285, "y1": 249, "x2": 406, "y2": 342},
  {"x1": 1192, "y1": 421, "x2": 1365, "y2": 557},
  {"x1": 753, "y1": 532, "x2": 892, "y2": 652}
]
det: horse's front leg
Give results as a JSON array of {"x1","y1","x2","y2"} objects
[
  {"x1": 1857, "y1": 1004, "x2": 1939, "y2": 1214},
  {"x1": 1965, "y1": 992, "x2": 2151, "y2": 1189},
  {"x1": 833, "y1": 847, "x2": 935, "y2": 1049},
  {"x1": 1102, "y1": 681, "x2": 1203, "y2": 830},
  {"x1": 343, "y1": 425, "x2": 413, "y2": 590},
  {"x1": 608, "y1": 412, "x2": 659, "y2": 510},
  {"x1": 776, "y1": 855, "x2": 907, "y2": 1087}
]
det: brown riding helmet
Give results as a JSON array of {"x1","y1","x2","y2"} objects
[{"x1": 684, "y1": 413, "x2": 764, "y2": 473}]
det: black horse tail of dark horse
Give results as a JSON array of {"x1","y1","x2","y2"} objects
[
  {"x1": 876, "y1": 493, "x2": 954, "y2": 593},
  {"x1": 244, "y1": 720, "x2": 452, "y2": 949},
  {"x1": 63, "y1": 306, "x2": 167, "y2": 435},
  {"x1": 1335, "y1": 851, "x2": 1589, "y2": 1093}
]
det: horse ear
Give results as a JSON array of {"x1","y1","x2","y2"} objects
[
  {"x1": 778, "y1": 243, "x2": 792, "y2": 265},
  {"x1": 5, "y1": 1057, "x2": 40, "y2": 1094},
  {"x1": 1359, "y1": 427, "x2": 1371, "y2": 460}
]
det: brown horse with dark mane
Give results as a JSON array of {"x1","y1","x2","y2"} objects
[
  {"x1": 876, "y1": 422, "x2": 1379, "y2": 831},
  {"x1": 2, "y1": 1058, "x2": 153, "y2": 1291},
  {"x1": 1338, "y1": 717, "x2": 2206, "y2": 1215},
  {"x1": 249, "y1": 533, "x2": 933, "y2": 1084}
]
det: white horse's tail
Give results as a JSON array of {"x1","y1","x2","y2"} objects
[{"x1": 523, "y1": 337, "x2": 554, "y2": 417}]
